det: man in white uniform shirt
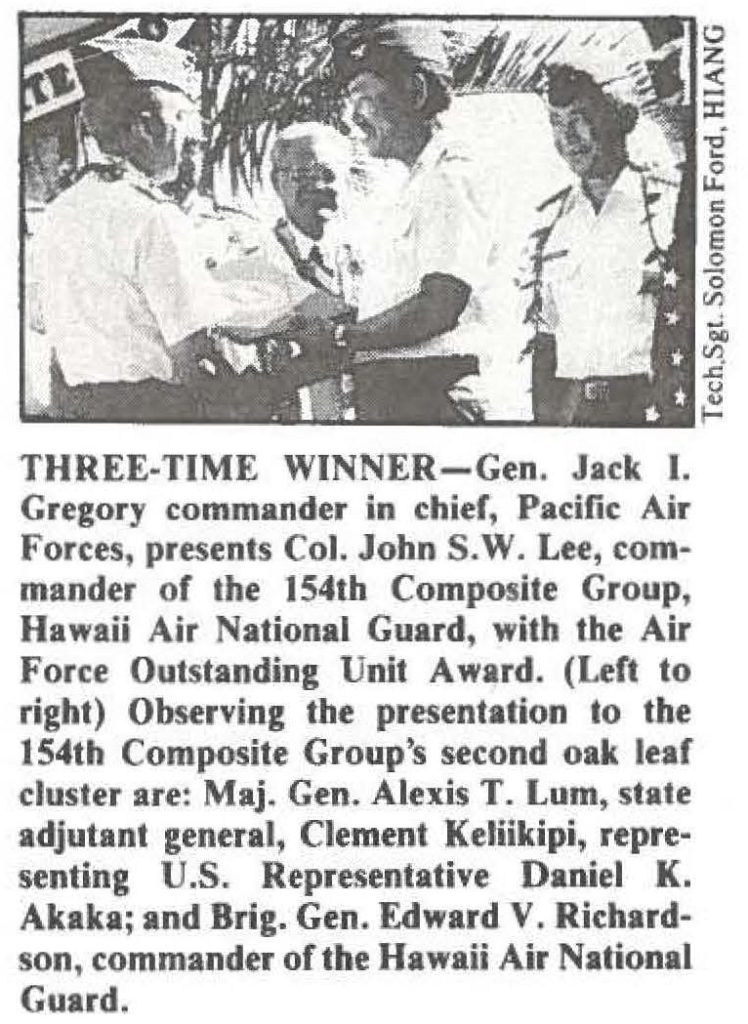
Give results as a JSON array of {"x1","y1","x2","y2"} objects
[
  {"x1": 36, "y1": 41, "x2": 240, "y2": 420},
  {"x1": 267, "y1": 123, "x2": 360, "y2": 419},
  {"x1": 209, "y1": 122, "x2": 360, "y2": 420},
  {"x1": 292, "y1": 20, "x2": 493, "y2": 423},
  {"x1": 524, "y1": 63, "x2": 680, "y2": 425}
]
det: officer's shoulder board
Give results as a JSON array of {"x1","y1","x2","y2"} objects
[
  {"x1": 129, "y1": 180, "x2": 171, "y2": 204},
  {"x1": 73, "y1": 163, "x2": 171, "y2": 204}
]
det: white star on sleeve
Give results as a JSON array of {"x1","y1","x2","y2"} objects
[
  {"x1": 670, "y1": 349, "x2": 684, "y2": 367},
  {"x1": 674, "y1": 388, "x2": 687, "y2": 407},
  {"x1": 664, "y1": 310, "x2": 681, "y2": 326}
]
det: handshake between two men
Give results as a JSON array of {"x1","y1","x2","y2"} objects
[{"x1": 184, "y1": 297, "x2": 358, "y2": 423}]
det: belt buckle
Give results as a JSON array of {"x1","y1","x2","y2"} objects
[{"x1": 582, "y1": 379, "x2": 610, "y2": 403}]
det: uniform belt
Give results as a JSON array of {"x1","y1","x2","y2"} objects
[
  {"x1": 581, "y1": 379, "x2": 610, "y2": 402},
  {"x1": 575, "y1": 375, "x2": 650, "y2": 404}
]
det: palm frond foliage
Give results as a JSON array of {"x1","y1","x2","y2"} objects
[
  {"x1": 189, "y1": 16, "x2": 685, "y2": 195},
  {"x1": 193, "y1": 17, "x2": 345, "y2": 194}
]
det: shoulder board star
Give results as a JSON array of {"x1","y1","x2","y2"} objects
[
  {"x1": 670, "y1": 349, "x2": 685, "y2": 368},
  {"x1": 673, "y1": 388, "x2": 688, "y2": 407},
  {"x1": 645, "y1": 404, "x2": 661, "y2": 423},
  {"x1": 664, "y1": 310, "x2": 681, "y2": 327}
]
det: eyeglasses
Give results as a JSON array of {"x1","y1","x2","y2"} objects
[{"x1": 274, "y1": 164, "x2": 335, "y2": 187}]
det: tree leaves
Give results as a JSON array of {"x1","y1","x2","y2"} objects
[{"x1": 195, "y1": 16, "x2": 343, "y2": 193}]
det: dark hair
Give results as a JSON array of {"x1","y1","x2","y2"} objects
[
  {"x1": 546, "y1": 63, "x2": 638, "y2": 135},
  {"x1": 336, "y1": 42, "x2": 451, "y2": 119},
  {"x1": 546, "y1": 64, "x2": 608, "y2": 108}
]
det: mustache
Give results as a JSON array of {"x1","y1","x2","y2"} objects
[{"x1": 301, "y1": 187, "x2": 338, "y2": 210}]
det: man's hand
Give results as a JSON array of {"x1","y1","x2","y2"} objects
[
  {"x1": 171, "y1": 331, "x2": 216, "y2": 383},
  {"x1": 271, "y1": 317, "x2": 354, "y2": 388},
  {"x1": 257, "y1": 337, "x2": 301, "y2": 375},
  {"x1": 284, "y1": 315, "x2": 336, "y2": 348},
  {"x1": 448, "y1": 380, "x2": 487, "y2": 423}
]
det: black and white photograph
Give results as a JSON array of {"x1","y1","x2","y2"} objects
[
  {"x1": 21, "y1": 14, "x2": 695, "y2": 425},
  {"x1": 5, "y1": 10, "x2": 745, "y2": 1021}
]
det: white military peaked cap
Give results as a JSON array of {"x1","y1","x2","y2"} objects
[
  {"x1": 85, "y1": 37, "x2": 201, "y2": 102},
  {"x1": 333, "y1": 18, "x2": 452, "y2": 83}
]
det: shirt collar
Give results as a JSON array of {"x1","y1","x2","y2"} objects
[
  {"x1": 608, "y1": 163, "x2": 646, "y2": 200},
  {"x1": 569, "y1": 163, "x2": 644, "y2": 214},
  {"x1": 408, "y1": 122, "x2": 449, "y2": 180},
  {"x1": 274, "y1": 218, "x2": 337, "y2": 291},
  {"x1": 77, "y1": 156, "x2": 167, "y2": 199},
  {"x1": 276, "y1": 218, "x2": 321, "y2": 261}
]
